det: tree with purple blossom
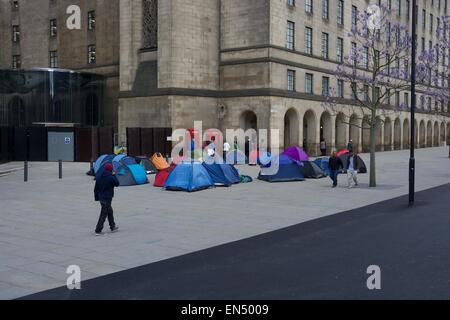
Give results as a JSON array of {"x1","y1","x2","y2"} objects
[
  {"x1": 324, "y1": 3, "x2": 449, "y2": 187},
  {"x1": 417, "y1": 15, "x2": 450, "y2": 112}
]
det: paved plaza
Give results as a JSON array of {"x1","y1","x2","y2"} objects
[
  {"x1": 0, "y1": 147, "x2": 449, "y2": 299},
  {"x1": 25, "y1": 183, "x2": 450, "y2": 300}
]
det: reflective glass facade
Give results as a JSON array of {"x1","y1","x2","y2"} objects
[{"x1": 0, "y1": 69, "x2": 105, "y2": 127}]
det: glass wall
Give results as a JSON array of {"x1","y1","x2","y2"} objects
[{"x1": 0, "y1": 69, "x2": 104, "y2": 127}]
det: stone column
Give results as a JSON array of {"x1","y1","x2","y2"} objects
[
  {"x1": 298, "y1": 115, "x2": 304, "y2": 151},
  {"x1": 389, "y1": 122, "x2": 394, "y2": 151},
  {"x1": 357, "y1": 120, "x2": 363, "y2": 153},
  {"x1": 330, "y1": 115, "x2": 336, "y2": 154},
  {"x1": 119, "y1": 0, "x2": 142, "y2": 92},
  {"x1": 314, "y1": 118, "x2": 321, "y2": 156}
]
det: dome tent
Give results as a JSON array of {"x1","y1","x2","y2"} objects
[
  {"x1": 154, "y1": 164, "x2": 176, "y2": 187},
  {"x1": 249, "y1": 150, "x2": 272, "y2": 166},
  {"x1": 258, "y1": 154, "x2": 305, "y2": 183},
  {"x1": 336, "y1": 149, "x2": 349, "y2": 157},
  {"x1": 282, "y1": 146, "x2": 309, "y2": 162},
  {"x1": 135, "y1": 156, "x2": 158, "y2": 174},
  {"x1": 202, "y1": 162, "x2": 241, "y2": 186},
  {"x1": 112, "y1": 154, "x2": 128, "y2": 172},
  {"x1": 94, "y1": 154, "x2": 115, "y2": 179},
  {"x1": 313, "y1": 157, "x2": 330, "y2": 176},
  {"x1": 164, "y1": 161, "x2": 214, "y2": 192},
  {"x1": 300, "y1": 161, "x2": 325, "y2": 179},
  {"x1": 338, "y1": 153, "x2": 367, "y2": 174},
  {"x1": 112, "y1": 155, "x2": 148, "y2": 186}
]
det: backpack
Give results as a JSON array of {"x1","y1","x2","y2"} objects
[{"x1": 240, "y1": 175, "x2": 253, "y2": 183}]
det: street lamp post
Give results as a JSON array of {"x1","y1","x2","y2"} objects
[{"x1": 409, "y1": 0, "x2": 417, "y2": 206}]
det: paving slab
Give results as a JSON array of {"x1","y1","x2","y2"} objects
[{"x1": 0, "y1": 147, "x2": 449, "y2": 299}]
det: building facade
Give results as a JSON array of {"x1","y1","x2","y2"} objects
[
  {"x1": 0, "y1": 0, "x2": 119, "y2": 130},
  {"x1": 1, "y1": 0, "x2": 449, "y2": 155},
  {"x1": 119, "y1": 0, "x2": 450, "y2": 155}
]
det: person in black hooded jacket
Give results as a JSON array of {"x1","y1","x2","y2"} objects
[
  {"x1": 94, "y1": 163, "x2": 120, "y2": 235},
  {"x1": 329, "y1": 151, "x2": 343, "y2": 188}
]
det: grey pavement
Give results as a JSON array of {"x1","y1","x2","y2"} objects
[
  {"x1": 0, "y1": 147, "x2": 449, "y2": 299},
  {"x1": 24, "y1": 183, "x2": 450, "y2": 300}
]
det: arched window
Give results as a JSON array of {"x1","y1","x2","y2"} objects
[{"x1": 142, "y1": 0, "x2": 158, "y2": 49}]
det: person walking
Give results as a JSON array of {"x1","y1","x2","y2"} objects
[
  {"x1": 329, "y1": 151, "x2": 343, "y2": 188},
  {"x1": 346, "y1": 152, "x2": 359, "y2": 189},
  {"x1": 320, "y1": 138, "x2": 327, "y2": 156},
  {"x1": 347, "y1": 139, "x2": 354, "y2": 153},
  {"x1": 94, "y1": 163, "x2": 120, "y2": 236},
  {"x1": 223, "y1": 141, "x2": 230, "y2": 161}
]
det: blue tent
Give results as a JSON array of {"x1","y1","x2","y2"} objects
[
  {"x1": 113, "y1": 156, "x2": 148, "y2": 186},
  {"x1": 94, "y1": 154, "x2": 115, "y2": 179},
  {"x1": 313, "y1": 157, "x2": 330, "y2": 176},
  {"x1": 221, "y1": 164, "x2": 241, "y2": 184},
  {"x1": 112, "y1": 154, "x2": 127, "y2": 171},
  {"x1": 258, "y1": 154, "x2": 305, "y2": 182},
  {"x1": 258, "y1": 151, "x2": 272, "y2": 166},
  {"x1": 202, "y1": 162, "x2": 241, "y2": 186},
  {"x1": 94, "y1": 155, "x2": 108, "y2": 173},
  {"x1": 226, "y1": 149, "x2": 247, "y2": 165},
  {"x1": 203, "y1": 153, "x2": 225, "y2": 165},
  {"x1": 164, "y1": 161, "x2": 214, "y2": 192}
]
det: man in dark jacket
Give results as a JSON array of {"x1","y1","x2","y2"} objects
[
  {"x1": 94, "y1": 163, "x2": 120, "y2": 235},
  {"x1": 329, "y1": 151, "x2": 343, "y2": 188}
]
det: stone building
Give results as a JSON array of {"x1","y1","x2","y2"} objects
[
  {"x1": 119, "y1": 0, "x2": 450, "y2": 155},
  {"x1": 1, "y1": 0, "x2": 449, "y2": 155}
]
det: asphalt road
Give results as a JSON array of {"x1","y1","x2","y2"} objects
[{"x1": 22, "y1": 183, "x2": 450, "y2": 300}]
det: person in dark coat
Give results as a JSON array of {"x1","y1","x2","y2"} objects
[
  {"x1": 94, "y1": 163, "x2": 120, "y2": 235},
  {"x1": 347, "y1": 140, "x2": 354, "y2": 152},
  {"x1": 329, "y1": 151, "x2": 343, "y2": 188}
]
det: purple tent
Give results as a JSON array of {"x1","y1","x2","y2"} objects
[{"x1": 282, "y1": 146, "x2": 309, "y2": 162}]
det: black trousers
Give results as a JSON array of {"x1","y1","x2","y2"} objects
[{"x1": 95, "y1": 201, "x2": 116, "y2": 233}]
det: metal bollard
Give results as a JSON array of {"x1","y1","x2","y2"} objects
[
  {"x1": 59, "y1": 160, "x2": 62, "y2": 179},
  {"x1": 24, "y1": 161, "x2": 28, "y2": 182}
]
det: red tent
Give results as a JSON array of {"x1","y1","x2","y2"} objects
[
  {"x1": 154, "y1": 164, "x2": 176, "y2": 187},
  {"x1": 336, "y1": 149, "x2": 349, "y2": 157}
]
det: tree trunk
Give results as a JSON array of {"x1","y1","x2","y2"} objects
[{"x1": 369, "y1": 111, "x2": 377, "y2": 188}]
